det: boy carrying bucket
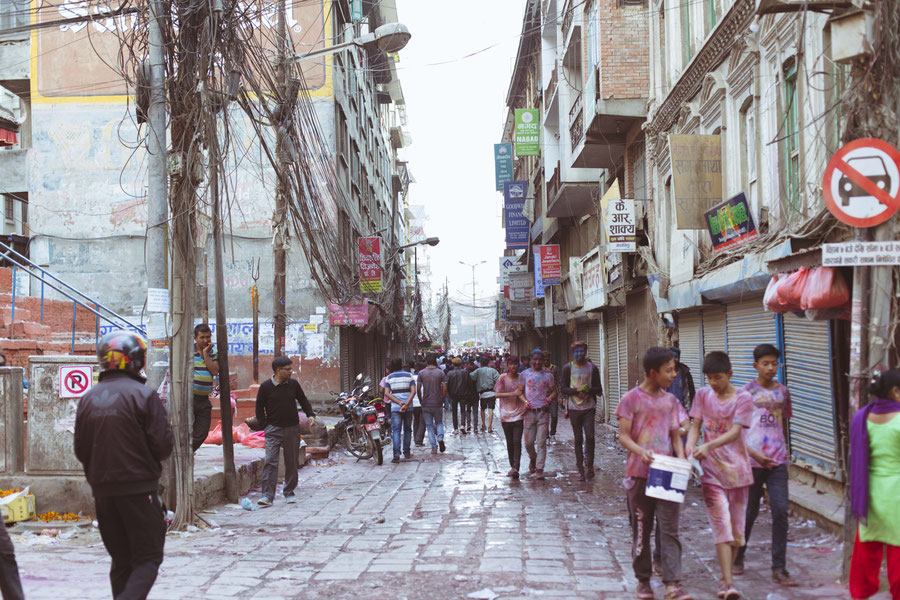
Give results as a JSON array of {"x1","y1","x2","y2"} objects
[
  {"x1": 734, "y1": 343, "x2": 796, "y2": 586},
  {"x1": 617, "y1": 347, "x2": 693, "y2": 600},
  {"x1": 686, "y1": 351, "x2": 754, "y2": 600}
]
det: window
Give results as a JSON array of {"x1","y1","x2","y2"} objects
[
  {"x1": 632, "y1": 142, "x2": 646, "y2": 200},
  {"x1": 706, "y1": 0, "x2": 718, "y2": 33},
  {"x1": 586, "y1": 1, "x2": 599, "y2": 72},
  {"x1": 782, "y1": 59, "x2": 800, "y2": 214},
  {"x1": 681, "y1": 0, "x2": 692, "y2": 66},
  {"x1": 659, "y1": 4, "x2": 668, "y2": 92},
  {"x1": 739, "y1": 98, "x2": 757, "y2": 209},
  {"x1": 825, "y1": 57, "x2": 850, "y2": 155},
  {"x1": 0, "y1": 0, "x2": 29, "y2": 32},
  {"x1": 4, "y1": 194, "x2": 13, "y2": 223}
]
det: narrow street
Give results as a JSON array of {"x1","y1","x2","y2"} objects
[{"x1": 15, "y1": 423, "x2": 864, "y2": 600}]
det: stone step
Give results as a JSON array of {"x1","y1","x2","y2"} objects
[
  {"x1": 3, "y1": 321, "x2": 53, "y2": 341},
  {"x1": 0, "y1": 305, "x2": 33, "y2": 327}
]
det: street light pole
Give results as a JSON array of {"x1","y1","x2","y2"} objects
[{"x1": 459, "y1": 260, "x2": 485, "y2": 345}]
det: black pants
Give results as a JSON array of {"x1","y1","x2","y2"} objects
[
  {"x1": 501, "y1": 420, "x2": 524, "y2": 471},
  {"x1": 569, "y1": 407, "x2": 596, "y2": 473},
  {"x1": 192, "y1": 394, "x2": 212, "y2": 452},
  {"x1": 0, "y1": 523, "x2": 23, "y2": 600},
  {"x1": 737, "y1": 464, "x2": 790, "y2": 571},
  {"x1": 549, "y1": 400, "x2": 558, "y2": 436},
  {"x1": 413, "y1": 406, "x2": 425, "y2": 445},
  {"x1": 464, "y1": 398, "x2": 479, "y2": 430},
  {"x1": 96, "y1": 492, "x2": 166, "y2": 600},
  {"x1": 450, "y1": 396, "x2": 463, "y2": 430}
]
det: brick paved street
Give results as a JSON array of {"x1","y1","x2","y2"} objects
[{"x1": 14, "y1": 423, "x2": 885, "y2": 599}]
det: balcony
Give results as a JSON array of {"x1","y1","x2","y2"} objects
[
  {"x1": 570, "y1": 65, "x2": 645, "y2": 169},
  {"x1": 545, "y1": 160, "x2": 597, "y2": 219},
  {"x1": 543, "y1": 64, "x2": 559, "y2": 122}
]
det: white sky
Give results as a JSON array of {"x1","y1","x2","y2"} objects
[{"x1": 396, "y1": 0, "x2": 526, "y2": 308}]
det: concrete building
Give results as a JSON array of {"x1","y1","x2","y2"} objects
[{"x1": 0, "y1": 0, "x2": 413, "y2": 398}]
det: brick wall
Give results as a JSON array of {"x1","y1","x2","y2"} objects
[{"x1": 597, "y1": 0, "x2": 650, "y2": 101}]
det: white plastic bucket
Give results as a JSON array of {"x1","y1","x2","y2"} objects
[{"x1": 645, "y1": 455, "x2": 692, "y2": 503}]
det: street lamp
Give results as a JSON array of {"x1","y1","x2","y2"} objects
[
  {"x1": 459, "y1": 260, "x2": 486, "y2": 344},
  {"x1": 291, "y1": 22, "x2": 412, "y2": 63}
]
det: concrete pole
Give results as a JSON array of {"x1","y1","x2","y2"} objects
[
  {"x1": 145, "y1": 0, "x2": 168, "y2": 391},
  {"x1": 272, "y1": 0, "x2": 287, "y2": 358}
]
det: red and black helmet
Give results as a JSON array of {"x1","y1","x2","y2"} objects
[{"x1": 98, "y1": 330, "x2": 147, "y2": 374}]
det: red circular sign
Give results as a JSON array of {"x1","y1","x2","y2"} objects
[
  {"x1": 64, "y1": 370, "x2": 89, "y2": 394},
  {"x1": 823, "y1": 138, "x2": 900, "y2": 228}
]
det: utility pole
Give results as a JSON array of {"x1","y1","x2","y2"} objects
[
  {"x1": 459, "y1": 260, "x2": 485, "y2": 344},
  {"x1": 272, "y1": 0, "x2": 287, "y2": 358}
]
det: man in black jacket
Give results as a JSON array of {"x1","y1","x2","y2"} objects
[
  {"x1": 255, "y1": 356, "x2": 316, "y2": 506},
  {"x1": 558, "y1": 341, "x2": 603, "y2": 481},
  {"x1": 74, "y1": 330, "x2": 173, "y2": 600},
  {"x1": 446, "y1": 357, "x2": 475, "y2": 433}
]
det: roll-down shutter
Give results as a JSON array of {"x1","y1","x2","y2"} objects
[
  {"x1": 340, "y1": 327, "x2": 352, "y2": 391},
  {"x1": 783, "y1": 314, "x2": 839, "y2": 479},
  {"x1": 605, "y1": 308, "x2": 626, "y2": 424},
  {"x1": 702, "y1": 305, "x2": 727, "y2": 356},
  {"x1": 677, "y1": 310, "x2": 702, "y2": 381},
  {"x1": 726, "y1": 298, "x2": 778, "y2": 388},
  {"x1": 585, "y1": 321, "x2": 602, "y2": 367},
  {"x1": 617, "y1": 308, "x2": 629, "y2": 415}
]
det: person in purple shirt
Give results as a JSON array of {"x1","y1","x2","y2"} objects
[{"x1": 516, "y1": 349, "x2": 557, "y2": 480}]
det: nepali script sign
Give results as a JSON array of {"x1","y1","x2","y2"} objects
[
  {"x1": 329, "y1": 300, "x2": 369, "y2": 326},
  {"x1": 669, "y1": 135, "x2": 723, "y2": 229},
  {"x1": 604, "y1": 198, "x2": 636, "y2": 253},
  {"x1": 705, "y1": 192, "x2": 759, "y2": 253},
  {"x1": 358, "y1": 237, "x2": 382, "y2": 292},
  {"x1": 494, "y1": 143, "x2": 514, "y2": 191},
  {"x1": 504, "y1": 181, "x2": 530, "y2": 249},
  {"x1": 822, "y1": 241, "x2": 900, "y2": 266},
  {"x1": 514, "y1": 109, "x2": 540, "y2": 156}
]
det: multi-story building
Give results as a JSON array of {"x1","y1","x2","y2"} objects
[{"x1": 0, "y1": 0, "x2": 412, "y2": 398}]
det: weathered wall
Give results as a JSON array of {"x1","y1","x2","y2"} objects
[{"x1": 0, "y1": 367, "x2": 25, "y2": 475}]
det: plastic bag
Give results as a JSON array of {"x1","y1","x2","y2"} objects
[
  {"x1": 776, "y1": 267, "x2": 809, "y2": 312},
  {"x1": 204, "y1": 422, "x2": 223, "y2": 445},
  {"x1": 233, "y1": 423, "x2": 251, "y2": 443},
  {"x1": 241, "y1": 431, "x2": 266, "y2": 448},
  {"x1": 801, "y1": 266, "x2": 850, "y2": 310},
  {"x1": 763, "y1": 274, "x2": 786, "y2": 313}
]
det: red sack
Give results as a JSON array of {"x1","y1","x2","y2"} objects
[
  {"x1": 777, "y1": 267, "x2": 809, "y2": 312},
  {"x1": 204, "y1": 422, "x2": 223, "y2": 445},
  {"x1": 241, "y1": 431, "x2": 266, "y2": 448},
  {"x1": 233, "y1": 423, "x2": 251, "y2": 443},
  {"x1": 801, "y1": 266, "x2": 850, "y2": 310},
  {"x1": 763, "y1": 274, "x2": 786, "y2": 313}
]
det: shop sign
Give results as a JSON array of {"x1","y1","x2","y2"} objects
[
  {"x1": 533, "y1": 248, "x2": 545, "y2": 298},
  {"x1": 358, "y1": 237, "x2": 382, "y2": 292},
  {"x1": 514, "y1": 109, "x2": 540, "y2": 156},
  {"x1": 509, "y1": 271, "x2": 533, "y2": 301},
  {"x1": 538, "y1": 244, "x2": 561, "y2": 286},
  {"x1": 823, "y1": 138, "x2": 900, "y2": 228},
  {"x1": 669, "y1": 134, "x2": 723, "y2": 229},
  {"x1": 494, "y1": 143, "x2": 514, "y2": 191},
  {"x1": 504, "y1": 181, "x2": 529, "y2": 249},
  {"x1": 329, "y1": 300, "x2": 368, "y2": 326},
  {"x1": 705, "y1": 192, "x2": 759, "y2": 252},
  {"x1": 581, "y1": 247, "x2": 606, "y2": 311},
  {"x1": 604, "y1": 198, "x2": 636, "y2": 252},
  {"x1": 822, "y1": 241, "x2": 900, "y2": 266}
]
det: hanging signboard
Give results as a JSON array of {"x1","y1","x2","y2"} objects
[
  {"x1": 494, "y1": 143, "x2": 514, "y2": 191},
  {"x1": 539, "y1": 244, "x2": 561, "y2": 286},
  {"x1": 604, "y1": 198, "x2": 637, "y2": 252},
  {"x1": 329, "y1": 300, "x2": 369, "y2": 326},
  {"x1": 705, "y1": 192, "x2": 759, "y2": 252},
  {"x1": 358, "y1": 237, "x2": 382, "y2": 292},
  {"x1": 669, "y1": 135, "x2": 723, "y2": 229},
  {"x1": 509, "y1": 272, "x2": 533, "y2": 301},
  {"x1": 581, "y1": 247, "x2": 606, "y2": 311},
  {"x1": 514, "y1": 109, "x2": 540, "y2": 156},
  {"x1": 504, "y1": 181, "x2": 530, "y2": 249},
  {"x1": 822, "y1": 241, "x2": 900, "y2": 266},
  {"x1": 822, "y1": 138, "x2": 900, "y2": 228},
  {"x1": 533, "y1": 248, "x2": 545, "y2": 298}
]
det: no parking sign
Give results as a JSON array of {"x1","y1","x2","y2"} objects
[
  {"x1": 59, "y1": 365, "x2": 93, "y2": 399},
  {"x1": 823, "y1": 138, "x2": 900, "y2": 228}
]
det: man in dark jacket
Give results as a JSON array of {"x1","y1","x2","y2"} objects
[
  {"x1": 255, "y1": 356, "x2": 316, "y2": 506},
  {"x1": 74, "y1": 330, "x2": 173, "y2": 600},
  {"x1": 665, "y1": 347, "x2": 696, "y2": 412},
  {"x1": 559, "y1": 341, "x2": 603, "y2": 481},
  {"x1": 447, "y1": 357, "x2": 475, "y2": 433}
]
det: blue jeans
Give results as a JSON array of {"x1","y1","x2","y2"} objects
[
  {"x1": 422, "y1": 406, "x2": 444, "y2": 449},
  {"x1": 391, "y1": 410, "x2": 413, "y2": 458},
  {"x1": 738, "y1": 463, "x2": 789, "y2": 570}
]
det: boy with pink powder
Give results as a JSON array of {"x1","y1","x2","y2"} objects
[{"x1": 686, "y1": 351, "x2": 754, "y2": 600}]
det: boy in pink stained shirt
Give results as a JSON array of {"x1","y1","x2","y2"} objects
[
  {"x1": 617, "y1": 347, "x2": 692, "y2": 600},
  {"x1": 686, "y1": 351, "x2": 754, "y2": 600}
]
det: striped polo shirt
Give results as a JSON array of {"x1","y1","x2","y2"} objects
[{"x1": 193, "y1": 346, "x2": 218, "y2": 396}]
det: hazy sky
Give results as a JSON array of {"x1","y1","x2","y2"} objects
[{"x1": 396, "y1": 0, "x2": 526, "y2": 307}]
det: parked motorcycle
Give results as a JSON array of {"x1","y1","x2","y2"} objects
[{"x1": 332, "y1": 374, "x2": 383, "y2": 465}]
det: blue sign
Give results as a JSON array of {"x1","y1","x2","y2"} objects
[
  {"x1": 504, "y1": 181, "x2": 529, "y2": 249},
  {"x1": 494, "y1": 143, "x2": 514, "y2": 191},
  {"x1": 533, "y1": 249, "x2": 545, "y2": 298}
]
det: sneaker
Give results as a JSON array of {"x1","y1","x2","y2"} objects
[
  {"x1": 439, "y1": 440, "x2": 446, "y2": 452},
  {"x1": 285, "y1": 495, "x2": 296, "y2": 504},
  {"x1": 731, "y1": 559, "x2": 744, "y2": 576},
  {"x1": 257, "y1": 496, "x2": 273, "y2": 507},
  {"x1": 664, "y1": 583, "x2": 693, "y2": 600},
  {"x1": 652, "y1": 560, "x2": 663, "y2": 576},
  {"x1": 535, "y1": 469, "x2": 545, "y2": 480},
  {"x1": 772, "y1": 569, "x2": 797, "y2": 587},
  {"x1": 391, "y1": 456, "x2": 400, "y2": 463},
  {"x1": 635, "y1": 580, "x2": 654, "y2": 599}
]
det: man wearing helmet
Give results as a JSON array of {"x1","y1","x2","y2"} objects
[{"x1": 74, "y1": 330, "x2": 174, "y2": 600}]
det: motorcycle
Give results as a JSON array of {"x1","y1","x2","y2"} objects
[{"x1": 332, "y1": 374, "x2": 383, "y2": 465}]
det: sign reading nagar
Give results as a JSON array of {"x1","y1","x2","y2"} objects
[{"x1": 514, "y1": 109, "x2": 540, "y2": 156}]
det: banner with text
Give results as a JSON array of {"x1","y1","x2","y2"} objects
[
  {"x1": 669, "y1": 134, "x2": 723, "y2": 229},
  {"x1": 533, "y1": 249, "x2": 545, "y2": 298},
  {"x1": 539, "y1": 244, "x2": 561, "y2": 286},
  {"x1": 358, "y1": 237, "x2": 382, "y2": 292},
  {"x1": 494, "y1": 143, "x2": 514, "y2": 191},
  {"x1": 329, "y1": 300, "x2": 369, "y2": 326},
  {"x1": 604, "y1": 198, "x2": 637, "y2": 253},
  {"x1": 705, "y1": 192, "x2": 759, "y2": 252},
  {"x1": 514, "y1": 109, "x2": 540, "y2": 156},
  {"x1": 504, "y1": 181, "x2": 530, "y2": 249},
  {"x1": 581, "y1": 248, "x2": 606, "y2": 311}
]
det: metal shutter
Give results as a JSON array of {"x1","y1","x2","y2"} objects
[
  {"x1": 585, "y1": 321, "x2": 602, "y2": 366},
  {"x1": 726, "y1": 298, "x2": 778, "y2": 388},
  {"x1": 617, "y1": 308, "x2": 629, "y2": 416},
  {"x1": 677, "y1": 310, "x2": 702, "y2": 381},
  {"x1": 340, "y1": 326, "x2": 352, "y2": 391},
  {"x1": 576, "y1": 322, "x2": 591, "y2": 354},
  {"x1": 605, "y1": 309, "x2": 625, "y2": 425},
  {"x1": 702, "y1": 305, "x2": 727, "y2": 356},
  {"x1": 783, "y1": 314, "x2": 839, "y2": 479}
]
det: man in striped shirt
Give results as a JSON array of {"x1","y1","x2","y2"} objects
[
  {"x1": 192, "y1": 324, "x2": 219, "y2": 452},
  {"x1": 384, "y1": 358, "x2": 416, "y2": 463}
]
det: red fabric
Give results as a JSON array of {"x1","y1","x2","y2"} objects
[
  {"x1": 0, "y1": 128, "x2": 17, "y2": 146},
  {"x1": 849, "y1": 529, "x2": 900, "y2": 599}
]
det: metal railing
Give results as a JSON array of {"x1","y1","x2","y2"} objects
[
  {"x1": 1, "y1": 239, "x2": 145, "y2": 354},
  {"x1": 569, "y1": 91, "x2": 584, "y2": 151},
  {"x1": 543, "y1": 64, "x2": 559, "y2": 111}
]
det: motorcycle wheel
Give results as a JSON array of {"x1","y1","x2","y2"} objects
[
  {"x1": 344, "y1": 424, "x2": 373, "y2": 459},
  {"x1": 371, "y1": 432, "x2": 383, "y2": 465}
]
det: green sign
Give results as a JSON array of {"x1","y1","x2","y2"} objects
[
  {"x1": 514, "y1": 109, "x2": 540, "y2": 156},
  {"x1": 351, "y1": 0, "x2": 363, "y2": 21}
]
